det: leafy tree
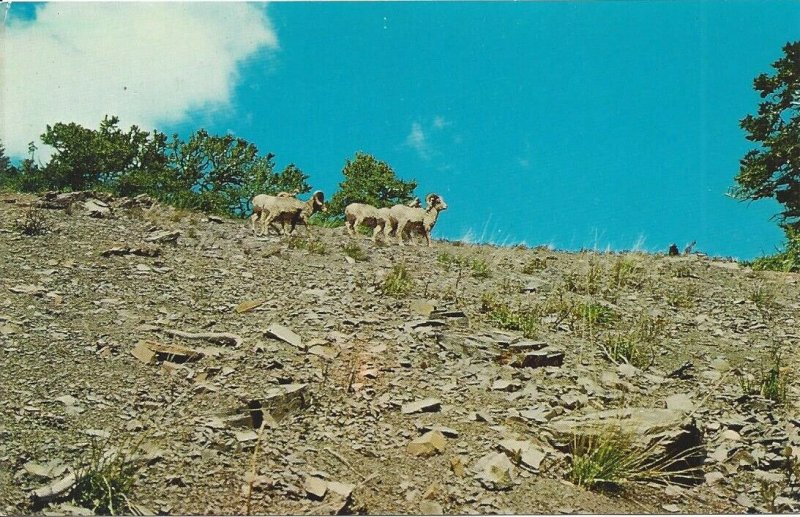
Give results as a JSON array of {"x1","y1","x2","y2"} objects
[
  {"x1": 165, "y1": 129, "x2": 279, "y2": 215},
  {"x1": 0, "y1": 141, "x2": 16, "y2": 190},
  {"x1": 733, "y1": 41, "x2": 800, "y2": 229},
  {"x1": 270, "y1": 163, "x2": 312, "y2": 197},
  {"x1": 733, "y1": 41, "x2": 800, "y2": 271},
  {"x1": 326, "y1": 151, "x2": 417, "y2": 218},
  {"x1": 4, "y1": 142, "x2": 47, "y2": 192},
  {"x1": 0, "y1": 141, "x2": 10, "y2": 174},
  {"x1": 40, "y1": 116, "x2": 168, "y2": 193},
  {"x1": 239, "y1": 162, "x2": 311, "y2": 212}
]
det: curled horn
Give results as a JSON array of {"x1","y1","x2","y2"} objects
[{"x1": 425, "y1": 193, "x2": 437, "y2": 206}]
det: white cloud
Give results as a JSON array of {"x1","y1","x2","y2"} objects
[
  {"x1": 404, "y1": 115, "x2": 454, "y2": 161},
  {"x1": 1, "y1": 3, "x2": 278, "y2": 158},
  {"x1": 405, "y1": 121, "x2": 430, "y2": 160},
  {"x1": 432, "y1": 115, "x2": 450, "y2": 129}
]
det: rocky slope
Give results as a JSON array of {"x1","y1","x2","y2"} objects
[{"x1": 0, "y1": 192, "x2": 798, "y2": 515}]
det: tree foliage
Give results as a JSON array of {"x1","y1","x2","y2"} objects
[
  {"x1": 733, "y1": 41, "x2": 800, "y2": 230},
  {"x1": 41, "y1": 116, "x2": 168, "y2": 193},
  {"x1": 0, "y1": 141, "x2": 16, "y2": 191},
  {"x1": 2, "y1": 116, "x2": 313, "y2": 218},
  {"x1": 164, "y1": 129, "x2": 275, "y2": 214},
  {"x1": 326, "y1": 151, "x2": 417, "y2": 218},
  {"x1": 0, "y1": 141, "x2": 10, "y2": 174}
]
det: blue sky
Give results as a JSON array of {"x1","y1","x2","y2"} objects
[{"x1": 3, "y1": 2, "x2": 799, "y2": 259}]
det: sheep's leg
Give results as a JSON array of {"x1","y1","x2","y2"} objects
[
  {"x1": 263, "y1": 214, "x2": 279, "y2": 236},
  {"x1": 372, "y1": 223, "x2": 383, "y2": 243},
  {"x1": 345, "y1": 217, "x2": 355, "y2": 236},
  {"x1": 250, "y1": 212, "x2": 259, "y2": 236},
  {"x1": 396, "y1": 221, "x2": 407, "y2": 246},
  {"x1": 258, "y1": 211, "x2": 269, "y2": 237},
  {"x1": 354, "y1": 217, "x2": 365, "y2": 238}
]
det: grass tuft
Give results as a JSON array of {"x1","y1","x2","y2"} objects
[
  {"x1": 568, "y1": 425, "x2": 703, "y2": 491},
  {"x1": 481, "y1": 293, "x2": 538, "y2": 338},
  {"x1": 382, "y1": 264, "x2": 414, "y2": 297},
  {"x1": 598, "y1": 313, "x2": 663, "y2": 368},
  {"x1": 522, "y1": 257, "x2": 548, "y2": 274},
  {"x1": 470, "y1": 258, "x2": 491, "y2": 279},
  {"x1": 16, "y1": 206, "x2": 48, "y2": 236},
  {"x1": 610, "y1": 255, "x2": 647, "y2": 289},
  {"x1": 70, "y1": 439, "x2": 143, "y2": 515},
  {"x1": 342, "y1": 242, "x2": 368, "y2": 262},
  {"x1": 740, "y1": 347, "x2": 790, "y2": 404},
  {"x1": 573, "y1": 302, "x2": 617, "y2": 327}
]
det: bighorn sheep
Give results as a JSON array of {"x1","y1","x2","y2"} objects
[
  {"x1": 386, "y1": 193, "x2": 448, "y2": 246},
  {"x1": 250, "y1": 191, "x2": 326, "y2": 236},
  {"x1": 344, "y1": 197, "x2": 422, "y2": 243}
]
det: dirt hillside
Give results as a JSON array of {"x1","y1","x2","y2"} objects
[{"x1": 0, "y1": 192, "x2": 798, "y2": 515}]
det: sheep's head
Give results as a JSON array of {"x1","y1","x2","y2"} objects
[
  {"x1": 312, "y1": 191, "x2": 327, "y2": 213},
  {"x1": 426, "y1": 193, "x2": 448, "y2": 211}
]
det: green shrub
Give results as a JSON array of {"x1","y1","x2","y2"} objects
[
  {"x1": 481, "y1": 294, "x2": 538, "y2": 338},
  {"x1": 565, "y1": 257, "x2": 603, "y2": 294},
  {"x1": 573, "y1": 302, "x2": 617, "y2": 326},
  {"x1": 740, "y1": 348, "x2": 790, "y2": 404},
  {"x1": 522, "y1": 257, "x2": 547, "y2": 274},
  {"x1": 471, "y1": 258, "x2": 491, "y2": 279},
  {"x1": 749, "y1": 228, "x2": 800, "y2": 273},
  {"x1": 15, "y1": 206, "x2": 48, "y2": 236},
  {"x1": 599, "y1": 313, "x2": 663, "y2": 368},
  {"x1": 307, "y1": 213, "x2": 344, "y2": 228},
  {"x1": 343, "y1": 242, "x2": 368, "y2": 262},
  {"x1": 383, "y1": 264, "x2": 414, "y2": 297},
  {"x1": 611, "y1": 255, "x2": 647, "y2": 289}
]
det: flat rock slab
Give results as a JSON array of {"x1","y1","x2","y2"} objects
[
  {"x1": 23, "y1": 460, "x2": 67, "y2": 479},
  {"x1": 144, "y1": 230, "x2": 181, "y2": 243},
  {"x1": 491, "y1": 379, "x2": 522, "y2": 392},
  {"x1": 506, "y1": 340, "x2": 548, "y2": 352},
  {"x1": 549, "y1": 407, "x2": 695, "y2": 442},
  {"x1": 235, "y1": 299, "x2": 264, "y2": 313},
  {"x1": 131, "y1": 341, "x2": 204, "y2": 364},
  {"x1": 497, "y1": 439, "x2": 547, "y2": 471},
  {"x1": 265, "y1": 324, "x2": 304, "y2": 350},
  {"x1": 420, "y1": 501, "x2": 444, "y2": 514},
  {"x1": 402, "y1": 397, "x2": 442, "y2": 414},
  {"x1": 84, "y1": 199, "x2": 112, "y2": 218},
  {"x1": 405, "y1": 319, "x2": 448, "y2": 332},
  {"x1": 304, "y1": 476, "x2": 328, "y2": 500},
  {"x1": 410, "y1": 300, "x2": 436, "y2": 317},
  {"x1": 245, "y1": 383, "x2": 309, "y2": 425},
  {"x1": 548, "y1": 407, "x2": 704, "y2": 482},
  {"x1": 511, "y1": 348, "x2": 565, "y2": 368},
  {"x1": 407, "y1": 430, "x2": 447, "y2": 457},
  {"x1": 307, "y1": 344, "x2": 338, "y2": 360},
  {"x1": 100, "y1": 246, "x2": 160, "y2": 258},
  {"x1": 430, "y1": 310, "x2": 469, "y2": 325},
  {"x1": 665, "y1": 393, "x2": 695, "y2": 413},
  {"x1": 30, "y1": 472, "x2": 77, "y2": 503},
  {"x1": 472, "y1": 452, "x2": 516, "y2": 490}
]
